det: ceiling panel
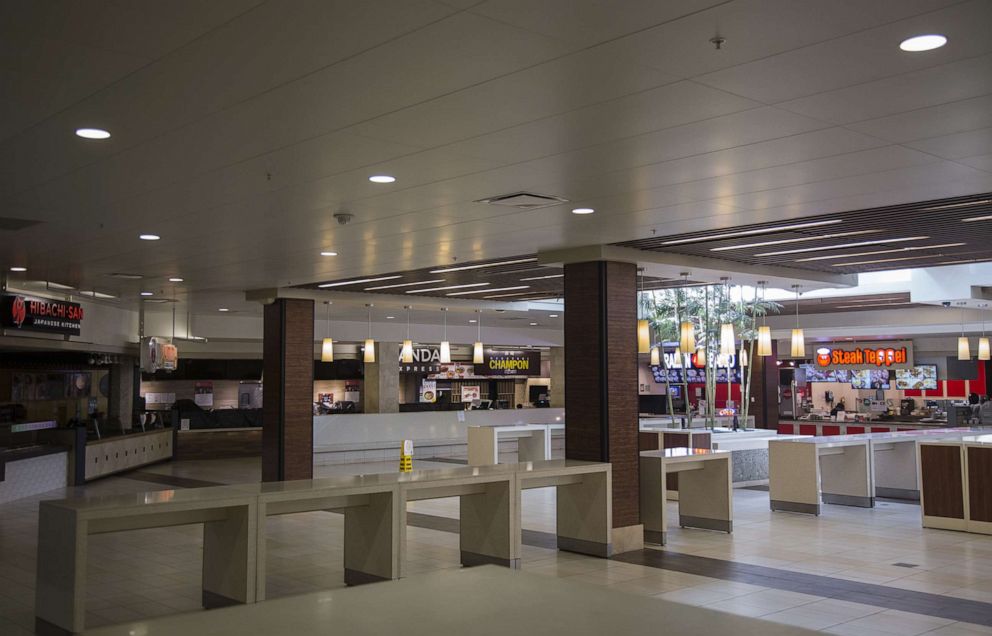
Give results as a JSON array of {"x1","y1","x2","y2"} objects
[{"x1": 694, "y1": 0, "x2": 992, "y2": 103}]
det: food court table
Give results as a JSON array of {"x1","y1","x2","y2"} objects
[
  {"x1": 86, "y1": 566, "x2": 818, "y2": 636},
  {"x1": 769, "y1": 436, "x2": 872, "y2": 515},
  {"x1": 467, "y1": 423, "x2": 564, "y2": 466},
  {"x1": 639, "y1": 448, "x2": 732, "y2": 545}
]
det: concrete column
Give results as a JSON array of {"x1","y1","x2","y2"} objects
[
  {"x1": 363, "y1": 342, "x2": 399, "y2": 414},
  {"x1": 262, "y1": 298, "x2": 314, "y2": 482},
  {"x1": 107, "y1": 359, "x2": 136, "y2": 430},
  {"x1": 563, "y1": 261, "x2": 643, "y2": 554},
  {"x1": 550, "y1": 346, "x2": 565, "y2": 408}
]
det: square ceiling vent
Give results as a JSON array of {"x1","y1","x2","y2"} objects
[{"x1": 475, "y1": 191, "x2": 569, "y2": 209}]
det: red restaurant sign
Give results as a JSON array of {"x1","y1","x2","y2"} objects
[
  {"x1": 813, "y1": 340, "x2": 913, "y2": 370},
  {"x1": 1, "y1": 294, "x2": 84, "y2": 336}
]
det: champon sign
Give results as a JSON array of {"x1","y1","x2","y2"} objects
[
  {"x1": 813, "y1": 340, "x2": 913, "y2": 370},
  {"x1": 0, "y1": 294, "x2": 84, "y2": 336}
]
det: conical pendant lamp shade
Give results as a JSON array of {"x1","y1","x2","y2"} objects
[
  {"x1": 637, "y1": 320, "x2": 650, "y2": 354},
  {"x1": 739, "y1": 346, "x2": 748, "y2": 367},
  {"x1": 650, "y1": 347, "x2": 660, "y2": 366},
  {"x1": 321, "y1": 338, "x2": 334, "y2": 362},
  {"x1": 979, "y1": 337, "x2": 991, "y2": 361},
  {"x1": 790, "y1": 328, "x2": 805, "y2": 358},
  {"x1": 401, "y1": 339, "x2": 413, "y2": 364},
  {"x1": 757, "y1": 326, "x2": 772, "y2": 357},
  {"x1": 720, "y1": 323, "x2": 735, "y2": 356},
  {"x1": 958, "y1": 336, "x2": 971, "y2": 361},
  {"x1": 679, "y1": 321, "x2": 695, "y2": 352},
  {"x1": 363, "y1": 339, "x2": 375, "y2": 363}
]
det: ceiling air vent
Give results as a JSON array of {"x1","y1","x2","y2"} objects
[
  {"x1": 107, "y1": 273, "x2": 144, "y2": 280},
  {"x1": 0, "y1": 216, "x2": 42, "y2": 231},
  {"x1": 475, "y1": 191, "x2": 569, "y2": 209}
]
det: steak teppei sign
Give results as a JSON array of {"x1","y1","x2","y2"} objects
[
  {"x1": 1, "y1": 294, "x2": 83, "y2": 336},
  {"x1": 813, "y1": 340, "x2": 913, "y2": 370}
]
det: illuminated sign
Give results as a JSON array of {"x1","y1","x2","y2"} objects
[
  {"x1": 812, "y1": 341, "x2": 914, "y2": 370},
  {"x1": 1, "y1": 294, "x2": 84, "y2": 336},
  {"x1": 476, "y1": 351, "x2": 541, "y2": 377}
]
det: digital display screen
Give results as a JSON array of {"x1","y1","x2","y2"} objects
[
  {"x1": 850, "y1": 369, "x2": 891, "y2": 390},
  {"x1": 894, "y1": 365, "x2": 938, "y2": 390}
]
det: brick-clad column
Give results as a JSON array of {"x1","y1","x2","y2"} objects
[
  {"x1": 564, "y1": 261, "x2": 643, "y2": 553},
  {"x1": 262, "y1": 298, "x2": 314, "y2": 482}
]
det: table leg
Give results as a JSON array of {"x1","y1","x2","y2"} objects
[
  {"x1": 459, "y1": 480, "x2": 519, "y2": 568},
  {"x1": 639, "y1": 455, "x2": 667, "y2": 545},
  {"x1": 202, "y1": 503, "x2": 256, "y2": 608},
  {"x1": 35, "y1": 505, "x2": 86, "y2": 635},
  {"x1": 557, "y1": 470, "x2": 612, "y2": 557},
  {"x1": 820, "y1": 445, "x2": 873, "y2": 508},
  {"x1": 344, "y1": 490, "x2": 401, "y2": 584},
  {"x1": 677, "y1": 458, "x2": 733, "y2": 533},
  {"x1": 769, "y1": 441, "x2": 821, "y2": 515},
  {"x1": 468, "y1": 428, "x2": 499, "y2": 466},
  {"x1": 517, "y1": 430, "x2": 547, "y2": 463}
]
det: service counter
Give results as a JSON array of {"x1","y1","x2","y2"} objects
[
  {"x1": 0, "y1": 444, "x2": 70, "y2": 505},
  {"x1": 313, "y1": 409, "x2": 565, "y2": 465},
  {"x1": 777, "y1": 419, "x2": 951, "y2": 437}
]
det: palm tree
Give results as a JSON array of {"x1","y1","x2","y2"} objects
[{"x1": 642, "y1": 286, "x2": 780, "y2": 429}]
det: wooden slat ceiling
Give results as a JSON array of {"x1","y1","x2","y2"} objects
[
  {"x1": 774, "y1": 292, "x2": 924, "y2": 316},
  {"x1": 616, "y1": 193, "x2": 992, "y2": 274},
  {"x1": 296, "y1": 257, "x2": 704, "y2": 300}
]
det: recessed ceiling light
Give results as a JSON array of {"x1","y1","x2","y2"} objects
[
  {"x1": 662, "y1": 220, "x2": 843, "y2": 246},
  {"x1": 319, "y1": 275, "x2": 402, "y2": 288},
  {"x1": 794, "y1": 243, "x2": 965, "y2": 262},
  {"x1": 369, "y1": 175, "x2": 396, "y2": 183},
  {"x1": 9, "y1": 266, "x2": 26, "y2": 272},
  {"x1": 447, "y1": 286, "x2": 529, "y2": 296},
  {"x1": 75, "y1": 128, "x2": 111, "y2": 139},
  {"x1": 218, "y1": 308, "x2": 230, "y2": 312},
  {"x1": 550, "y1": 314, "x2": 559, "y2": 318},
  {"x1": 899, "y1": 34, "x2": 947, "y2": 52},
  {"x1": 710, "y1": 230, "x2": 877, "y2": 252},
  {"x1": 755, "y1": 236, "x2": 929, "y2": 257},
  {"x1": 571, "y1": 208, "x2": 595, "y2": 215},
  {"x1": 407, "y1": 283, "x2": 490, "y2": 294},
  {"x1": 140, "y1": 291, "x2": 153, "y2": 296},
  {"x1": 139, "y1": 234, "x2": 160, "y2": 241},
  {"x1": 519, "y1": 274, "x2": 564, "y2": 281},
  {"x1": 469, "y1": 319, "x2": 477, "y2": 323},
  {"x1": 430, "y1": 258, "x2": 538, "y2": 273},
  {"x1": 364, "y1": 279, "x2": 445, "y2": 291},
  {"x1": 386, "y1": 316, "x2": 395, "y2": 319},
  {"x1": 529, "y1": 322, "x2": 539, "y2": 326},
  {"x1": 168, "y1": 277, "x2": 184, "y2": 282},
  {"x1": 320, "y1": 251, "x2": 338, "y2": 257}
]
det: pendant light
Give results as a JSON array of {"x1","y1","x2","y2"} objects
[
  {"x1": 637, "y1": 267, "x2": 650, "y2": 353},
  {"x1": 695, "y1": 345, "x2": 706, "y2": 367},
  {"x1": 677, "y1": 272, "x2": 695, "y2": 353},
  {"x1": 790, "y1": 284, "x2": 805, "y2": 358},
  {"x1": 439, "y1": 307, "x2": 451, "y2": 364},
  {"x1": 650, "y1": 346, "x2": 660, "y2": 366},
  {"x1": 756, "y1": 281, "x2": 772, "y2": 357},
  {"x1": 473, "y1": 309, "x2": 484, "y2": 364},
  {"x1": 364, "y1": 303, "x2": 376, "y2": 363},
  {"x1": 979, "y1": 305, "x2": 990, "y2": 361},
  {"x1": 401, "y1": 305, "x2": 414, "y2": 364},
  {"x1": 719, "y1": 277, "x2": 735, "y2": 356},
  {"x1": 958, "y1": 305, "x2": 970, "y2": 361},
  {"x1": 739, "y1": 346, "x2": 748, "y2": 367},
  {"x1": 320, "y1": 301, "x2": 334, "y2": 362}
]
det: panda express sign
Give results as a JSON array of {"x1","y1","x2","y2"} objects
[
  {"x1": 813, "y1": 340, "x2": 913, "y2": 370},
  {"x1": 1, "y1": 294, "x2": 84, "y2": 336}
]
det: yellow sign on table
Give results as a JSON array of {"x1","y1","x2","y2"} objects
[{"x1": 399, "y1": 439, "x2": 413, "y2": 472}]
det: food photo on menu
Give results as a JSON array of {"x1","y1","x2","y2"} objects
[{"x1": 894, "y1": 365, "x2": 938, "y2": 390}]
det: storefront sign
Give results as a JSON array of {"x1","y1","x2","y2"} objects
[
  {"x1": 400, "y1": 347, "x2": 441, "y2": 373},
  {"x1": 476, "y1": 351, "x2": 540, "y2": 377},
  {"x1": 649, "y1": 350, "x2": 741, "y2": 383},
  {"x1": 1, "y1": 294, "x2": 83, "y2": 336},
  {"x1": 813, "y1": 340, "x2": 913, "y2": 370}
]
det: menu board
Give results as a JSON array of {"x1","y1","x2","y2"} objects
[
  {"x1": 11, "y1": 372, "x2": 92, "y2": 401},
  {"x1": 800, "y1": 365, "x2": 851, "y2": 383},
  {"x1": 649, "y1": 366, "x2": 741, "y2": 384},
  {"x1": 894, "y1": 365, "x2": 938, "y2": 390},
  {"x1": 850, "y1": 369, "x2": 891, "y2": 390}
]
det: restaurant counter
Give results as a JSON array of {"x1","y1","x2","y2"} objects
[
  {"x1": 0, "y1": 444, "x2": 70, "y2": 505},
  {"x1": 777, "y1": 419, "x2": 952, "y2": 436}
]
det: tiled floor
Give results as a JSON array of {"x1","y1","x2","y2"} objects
[{"x1": 2, "y1": 455, "x2": 991, "y2": 635}]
